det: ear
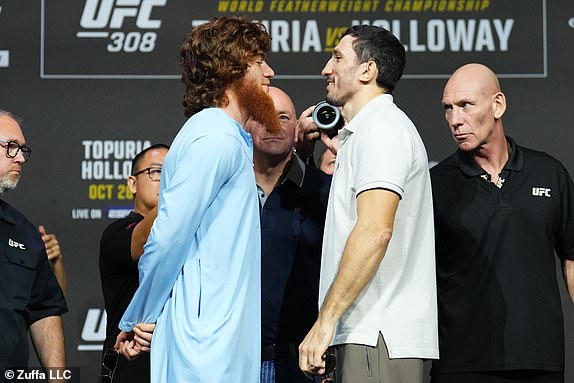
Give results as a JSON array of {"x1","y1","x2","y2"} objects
[
  {"x1": 492, "y1": 91, "x2": 506, "y2": 119},
  {"x1": 127, "y1": 176, "x2": 137, "y2": 195},
  {"x1": 359, "y1": 60, "x2": 378, "y2": 83}
]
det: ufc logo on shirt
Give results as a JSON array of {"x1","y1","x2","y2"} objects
[
  {"x1": 8, "y1": 238, "x2": 26, "y2": 250},
  {"x1": 532, "y1": 187, "x2": 551, "y2": 197}
]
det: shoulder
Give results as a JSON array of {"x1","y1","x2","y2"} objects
[
  {"x1": 171, "y1": 109, "x2": 245, "y2": 157},
  {"x1": 101, "y1": 212, "x2": 143, "y2": 240},
  {"x1": 518, "y1": 146, "x2": 574, "y2": 188},
  {"x1": 179, "y1": 108, "x2": 241, "y2": 139},
  {"x1": 430, "y1": 154, "x2": 458, "y2": 176},
  {"x1": 362, "y1": 103, "x2": 413, "y2": 130},
  {"x1": 0, "y1": 201, "x2": 44, "y2": 252},
  {"x1": 354, "y1": 100, "x2": 420, "y2": 151},
  {"x1": 520, "y1": 146, "x2": 566, "y2": 169}
]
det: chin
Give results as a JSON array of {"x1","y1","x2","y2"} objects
[{"x1": 458, "y1": 143, "x2": 477, "y2": 152}]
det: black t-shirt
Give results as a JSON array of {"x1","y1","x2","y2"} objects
[
  {"x1": 0, "y1": 200, "x2": 67, "y2": 368},
  {"x1": 99, "y1": 211, "x2": 149, "y2": 382},
  {"x1": 430, "y1": 138, "x2": 574, "y2": 374}
]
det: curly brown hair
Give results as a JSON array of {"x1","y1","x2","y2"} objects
[{"x1": 179, "y1": 16, "x2": 271, "y2": 118}]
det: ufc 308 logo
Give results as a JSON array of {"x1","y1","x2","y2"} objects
[{"x1": 77, "y1": 0, "x2": 167, "y2": 53}]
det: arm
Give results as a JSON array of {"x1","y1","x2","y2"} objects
[
  {"x1": 119, "y1": 132, "x2": 240, "y2": 332},
  {"x1": 299, "y1": 188, "x2": 399, "y2": 376},
  {"x1": 563, "y1": 259, "x2": 574, "y2": 305},
  {"x1": 130, "y1": 206, "x2": 158, "y2": 262},
  {"x1": 115, "y1": 323, "x2": 156, "y2": 360},
  {"x1": 29, "y1": 316, "x2": 66, "y2": 379},
  {"x1": 39, "y1": 226, "x2": 67, "y2": 295}
]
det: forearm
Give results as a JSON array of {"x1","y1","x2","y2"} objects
[
  {"x1": 563, "y1": 259, "x2": 574, "y2": 305},
  {"x1": 30, "y1": 316, "x2": 66, "y2": 369},
  {"x1": 50, "y1": 258, "x2": 67, "y2": 295},
  {"x1": 318, "y1": 222, "x2": 391, "y2": 326},
  {"x1": 131, "y1": 206, "x2": 158, "y2": 262},
  {"x1": 120, "y1": 222, "x2": 189, "y2": 330}
]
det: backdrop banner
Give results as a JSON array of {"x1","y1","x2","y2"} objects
[{"x1": 1, "y1": 1, "x2": 573, "y2": 381}]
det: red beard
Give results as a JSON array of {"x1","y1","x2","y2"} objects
[{"x1": 233, "y1": 77, "x2": 280, "y2": 134}]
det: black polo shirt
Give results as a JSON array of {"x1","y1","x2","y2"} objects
[
  {"x1": 430, "y1": 137, "x2": 574, "y2": 374},
  {"x1": 258, "y1": 156, "x2": 331, "y2": 346},
  {"x1": 0, "y1": 200, "x2": 67, "y2": 368},
  {"x1": 99, "y1": 211, "x2": 150, "y2": 382}
]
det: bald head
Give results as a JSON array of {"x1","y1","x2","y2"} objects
[
  {"x1": 268, "y1": 86, "x2": 296, "y2": 117},
  {"x1": 441, "y1": 63, "x2": 507, "y2": 153},
  {"x1": 445, "y1": 63, "x2": 501, "y2": 99}
]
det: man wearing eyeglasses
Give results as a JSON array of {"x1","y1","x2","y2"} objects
[
  {"x1": 0, "y1": 110, "x2": 67, "y2": 375},
  {"x1": 99, "y1": 144, "x2": 168, "y2": 383}
]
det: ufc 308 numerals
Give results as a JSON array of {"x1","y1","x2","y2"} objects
[{"x1": 107, "y1": 32, "x2": 157, "y2": 53}]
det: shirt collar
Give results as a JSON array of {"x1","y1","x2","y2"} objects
[
  {"x1": 281, "y1": 153, "x2": 306, "y2": 188},
  {"x1": 455, "y1": 136, "x2": 524, "y2": 177},
  {"x1": 339, "y1": 94, "x2": 394, "y2": 144},
  {"x1": 256, "y1": 154, "x2": 306, "y2": 208}
]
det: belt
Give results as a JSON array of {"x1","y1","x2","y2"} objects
[{"x1": 261, "y1": 342, "x2": 297, "y2": 361}]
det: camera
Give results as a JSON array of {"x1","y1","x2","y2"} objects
[{"x1": 312, "y1": 101, "x2": 343, "y2": 130}]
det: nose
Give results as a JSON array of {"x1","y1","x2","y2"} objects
[
  {"x1": 262, "y1": 61, "x2": 275, "y2": 78},
  {"x1": 447, "y1": 107, "x2": 464, "y2": 130},
  {"x1": 14, "y1": 149, "x2": 26, "y2": 164},
  {"x1": 321, "y1": 59, "x2": 333, "y2": 76}
]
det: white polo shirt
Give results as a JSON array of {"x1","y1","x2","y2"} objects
[{"x1": 319, "y1": 94, "x2": 438, "y2": 359}]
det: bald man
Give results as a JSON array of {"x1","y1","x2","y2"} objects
[
  {"x1": 246, "y1": 87, "x2": 331, "y2": 383},
  {"x1": 430, "y1": 63, "x2": 574, "y2": 383}
]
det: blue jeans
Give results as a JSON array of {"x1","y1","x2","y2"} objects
[
  {"x1": 261, "y1": 358, "x2": 310, "y2": 383},
  {"x1": 261, "y1": 360, "x2": 276, "y2": 383}
]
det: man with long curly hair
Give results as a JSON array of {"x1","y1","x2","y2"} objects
[{"x1": 115, "y1": 16, "x2": 277, "y2": 382}]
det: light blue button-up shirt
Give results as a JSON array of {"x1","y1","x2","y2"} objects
[{"x1": 120, "y1": 108, "x2": 261, "y2": 382}]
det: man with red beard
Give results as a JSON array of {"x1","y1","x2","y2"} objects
[{"x1": 115, "y1": 16, "x2": 277, "y2": 382}]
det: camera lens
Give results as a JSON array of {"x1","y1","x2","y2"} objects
[
  {"x1": 317, "y1": 106, "x2": 337, "y2": 125},
  {"x1": 312, "y1": 101, "x2": 341, "y2": 130}
]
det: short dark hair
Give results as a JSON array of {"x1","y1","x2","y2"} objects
[
  {"x1": 0, "y1": 110, "x2": 23, "y2": 125},
  {"x1": 341, "y1": 25, "x2": 406, "y2": 93},
  {"x1": 131, "y1": 144, "x2": 170, "y2": 175}
]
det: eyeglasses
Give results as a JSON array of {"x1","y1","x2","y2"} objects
[
  {"x1": 101, "y1": 348, "x2": 119, "y2": 383},
  {"x1": 0, "y1": 139, "x2": 31, "y2": 162},
  {"x1": 132, "y1": 166, "x2": 162, "y2": 182}
]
